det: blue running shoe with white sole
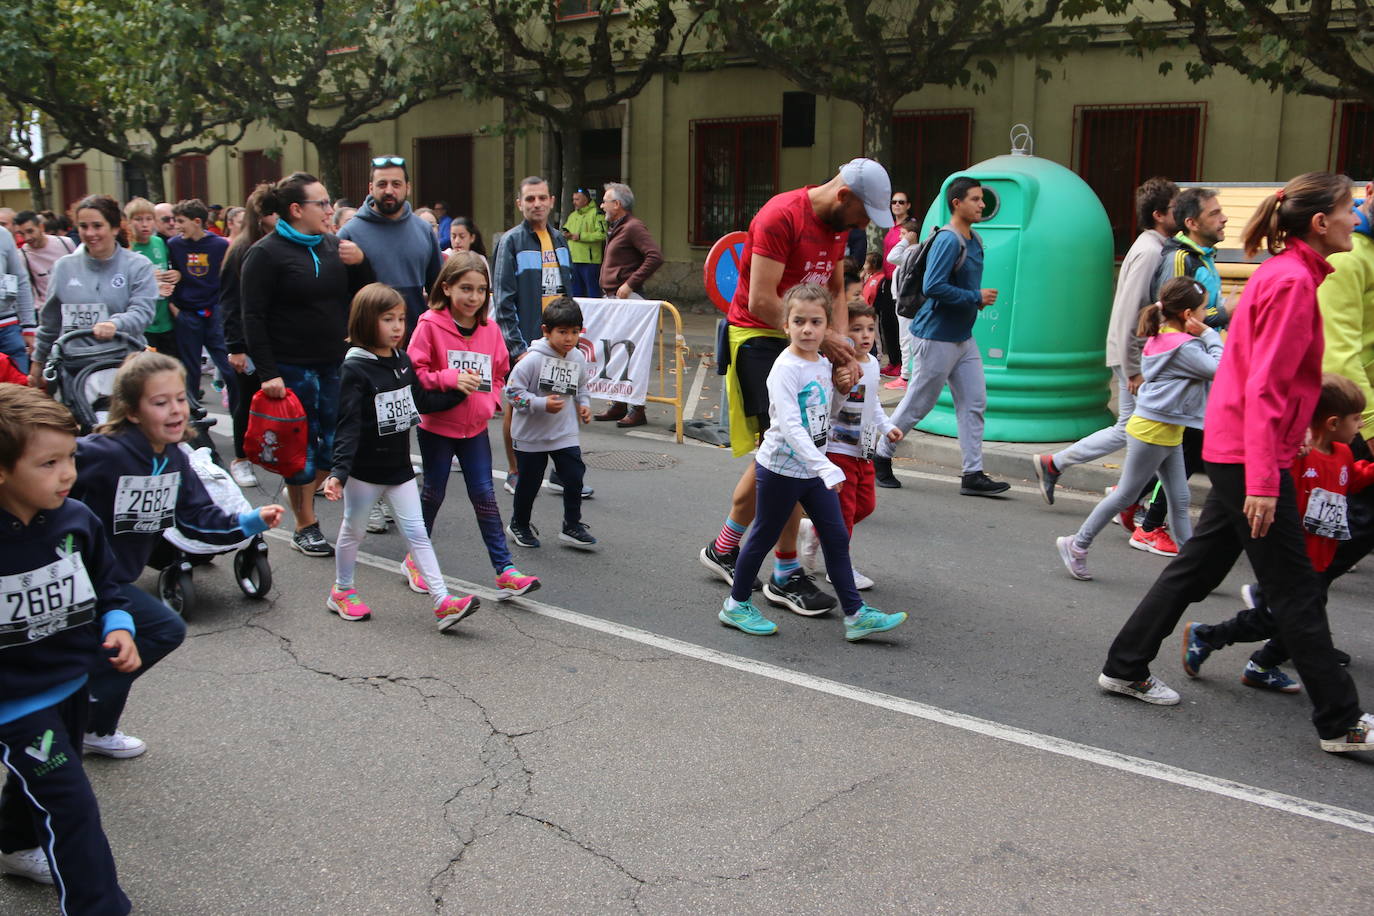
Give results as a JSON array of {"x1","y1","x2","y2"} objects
[
  {"x1": 1181, "y1": 622, "x2": 1213, "y2": 677},
  {"x1": 1241, "y1": 661, "x2": 1302, "y2": 694},
  {"x1": 844, "y1": 606, "x2": 908, "y2": 642},
  {"x1": 719, "y1": 599, "x2": 777, "y2": 636}
]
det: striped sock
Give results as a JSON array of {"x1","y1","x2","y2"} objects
[
  {"x1": 772, "y1": 551, "x2": 800, "y2": 582},
  {"x1": 713, "y1": 518, "x2": 746, "y2": 555}
]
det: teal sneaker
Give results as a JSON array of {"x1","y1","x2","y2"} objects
[
  {"x1": 718, "y1": 598, "x2": 778, "y2": 636},
  {"x1": 844, "y1": 606, "x2": 908, "y2": 642}
]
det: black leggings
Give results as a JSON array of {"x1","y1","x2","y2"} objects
[
  {"x1": 874, "y1": 278, "x2": 901, "y2": 369},
  {"x1": 230, "y1": 369, "x2": 262, "y2": 460}
]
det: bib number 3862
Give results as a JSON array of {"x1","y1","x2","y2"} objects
[{"x1": 375, "y1": 387, "x2": 419, "y2": 436}]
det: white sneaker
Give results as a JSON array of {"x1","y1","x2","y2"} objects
[
  {"x1": 229, "y1": 459, "x2": 258, "y2": 488},
  {"x1": 1320, "y1": 713, "x2": 1374, "y2": 753},
  {"x1": 797, "y1": 518, "x2": 820, "y2": 571},
  {"x1": 827, "y1": 569, "x2": 875, "y2": 590},
  {"x1": 366, "y1": 500, "x2": 389, "y2": 534},
  {"x1": 0, "y1": 847, "x2": 53, "y2": 885},
  {"x1": 1097, "y1": 673, "x2": 1180, "y2": 705},
  {"x1": 83, "y1": 730, "x2": 147, "y2": 758}
]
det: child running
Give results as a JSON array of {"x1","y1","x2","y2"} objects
[
  {"x1": 71, "y1": 352, "x2": 284, "y2": 759},
  {"x1": 504, "y1": 296, "x2": 597, "y2": 550},
  {"x1": 797, "y1": 301, "x2": 902, "y2": 590},
  {"x1": 719, "y1": 283, "x2": 907, "y2": 641},
  {"x1": 1057, "y1": 278, "x2": 1222, "y2": 580},
  {"x1": 1181, "y1": 373, "x2": 1374, "y2": 691},
  {"x1": 324, "y1": 283, "x2": 480, "y2": 630},
  {"x1": 408, "y1": 252, "x2": 539, "y2": 597},
  {"x1": 0, "y1": 387, "x2": 138, "y2": 908}
]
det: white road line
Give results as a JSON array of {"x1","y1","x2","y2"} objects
[
  {"x1": 267, "y1": 531, "x2": 1374, "y2": 837},
  {"x1": 681, "y1": 356, "x2": 711, "y2": 423}
]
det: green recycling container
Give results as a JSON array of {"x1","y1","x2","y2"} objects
[{"x1": 913, "y1": 146, "x2": 1114, "y2": 442}]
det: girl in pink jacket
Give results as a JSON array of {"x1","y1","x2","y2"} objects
[{"x1": 408, "y1": 252, "x2": 540, "y2": 598}]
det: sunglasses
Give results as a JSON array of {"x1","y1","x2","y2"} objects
[
  {"x1": 891, "y1": 198, "x2": 909, "y2": 205},
  {"x1": 371, "y1": 155, "x2": 406, "y2": 167}
]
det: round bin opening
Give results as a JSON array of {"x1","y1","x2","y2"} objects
[{"x1": 978, "y1": 186, "x2": 1001, "y2": 222}]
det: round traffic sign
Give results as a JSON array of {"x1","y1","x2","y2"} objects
[{"x1": 703, "y1": 230, "x2": 749, "y2": 314}]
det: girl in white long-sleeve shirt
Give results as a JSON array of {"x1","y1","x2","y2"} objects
[{"x1": 718, "y1": 283, "x2": 909, "y2": 643}]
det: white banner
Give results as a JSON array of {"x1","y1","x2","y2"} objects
[{"x1": 573, "y1": 297, "x2": 660, "y2": 406}]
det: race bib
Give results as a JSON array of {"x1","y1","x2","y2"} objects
[
  {"x1": 541, "y1": 248, "x2": 562, "y2": 299},
  {"x1": 60, "y1": 302, "x2": 107, "y2": 333},
  {"x1": 0, "y1": 274, "x2": 16, "y2": 297},
  {"x1": 860, "y1": 424, "x2": 882, "y2": 460},
  {"x1": 537, "y1": 356, "x2": 579, "y2": 396},
  {"x1": 1303, "y1": 487, "x2": 1351, "y2": 540},
  {"x1": 447, "y1": 350, "x2": 493, "y2": 392},
  {"x1": 113, "y1": 472, "x2": 180, "y2": 535},
  {"x1": 0, "y1": 553, "x2": 97, "y2": 648},
  {"x1": 375, "y1": 387, "x2": 419, "y2": 436},
  {"x1": 804, "y1": 401, "x2": 830, "y2": 447}
]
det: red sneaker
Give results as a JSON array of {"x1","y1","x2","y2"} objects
[
  {"x1": 879, "y1": 364, "x2": 901, "y2": 378},
  {"x1": 1129, "y1": 526, "x2": 1179, "y2": 557}
]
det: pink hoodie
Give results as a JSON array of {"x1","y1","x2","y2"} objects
[
  {"x1": 1202, "y1": 237, "x2": 1332, "y2": 497},
  {"x1": 407, "y1": 307, "x2": 511, "y2": 439}
]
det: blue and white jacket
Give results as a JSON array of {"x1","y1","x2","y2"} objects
[
  {"x1": 72, "y1": 429, "x2": 268, "y2": 584},
  {"x1": 491, "y1": 220, "x2": 574, "y2": 360}
]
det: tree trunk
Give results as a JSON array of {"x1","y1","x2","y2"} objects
[
  {"x1": 503, "y1": 119, "x2": 517, "y2": 230},
  {"x1": 144, "y1": 160, "x2": 167, "y2": 204},
  {"x1": 25, "y1": 166, "x2": 48, "y2": 210},
  {"x1": 313, "y1": 139, "x2": 344, "y2": 205},
  {"x1": 557, "y1": 112, "x2": 584, "y2": 226}
]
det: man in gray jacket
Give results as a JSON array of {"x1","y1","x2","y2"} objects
[
  {"x1": 1033, "y1": 177, "x2": 1178, "y2": 504},
  {"x1": 0, "y1": 228, "x2": 35, "y2": 372}
]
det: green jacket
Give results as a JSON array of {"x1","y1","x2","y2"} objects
[
  {"x1": 1318, "y1": 229, "x2": 1374, "y2": 436},
  {"x1": 564, "y1": 204, "x2": 607, "y2": 264}
]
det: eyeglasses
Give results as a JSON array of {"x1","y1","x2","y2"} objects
[
  {"x1": 303, "y1": 199, "x2": 333, "y2": 209},
  {"x1": 371, "y1": 155, "x2": 406, "y2": 168},
  {"x1": 158, "y1": 216, "x2": 175, "y2": 223}
]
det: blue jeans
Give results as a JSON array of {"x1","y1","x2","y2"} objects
[
  {"x1": 86, "y1": 584, "x2": 187, "y2": 736},
  {"x1": 277, "y1": 362, "x2": 341, "y2": 486},
  {"x1": 174, "y1": 310, "x2": 237, "y2": 412},
  {"x1": 0, "y1": 323, "x2": 29, "y2": 373},
  {"x1": 417, "y1": 427, "x2": 513, "y2": 573},
  {"x1": 570, "y1": 262, "x2": 602, "y2": 299}
]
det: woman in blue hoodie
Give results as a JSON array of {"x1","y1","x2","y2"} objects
[{"x1": 71, "y1": 352, "x2": 284, "y2": 759}]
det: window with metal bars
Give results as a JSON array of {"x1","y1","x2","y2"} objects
[
  {"x1": 691, "y1": 118, "x2": 779, "y2": 245},
  {"x1": 1336, "y1": 103, "x2": 1374, "y2": 181},
  {"x1": 339, "y1": 142, "x2": 371, "y2": 206},
  {"x1": 1076, "y1": 103, "x2": 1204, "y2": 257},
  {"x1": 885, "y1": 110, "x2": 973, "y2": 214},
  {"x1": 241, "y1": 150, "x2": 281, "y2": 202},
  {"x1": 174, "y1": 155, "x2": 208, "y2": 203}
]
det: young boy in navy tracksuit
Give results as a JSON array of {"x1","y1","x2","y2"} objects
[{"x1": 0, "y1": 385, "x2": 139, "y2": 913}]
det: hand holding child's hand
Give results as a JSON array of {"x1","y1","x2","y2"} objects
[
  {"x1": 258, "y1": 505, "x2": 286, "y2": 528},
  {"x1": 887, "y1": 428, "x2": 904, "y2": 443},
  {"x1": 546, "y1": 394, "x2": 566, "y2": 414},
  {"x1": 577, "y1": 404, "x2": 592, "y2": 424},
  {"x1": 104, "y1": 630, "x2": 141, "y2": 673},
  {"x1": 323, "y1": 478, "x2": 343, "y2": 501},
  {"x1": 453, "y1": 371, "x2": 482, "y2": 394}
]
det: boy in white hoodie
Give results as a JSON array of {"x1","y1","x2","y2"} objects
[{"x1": 504, "y1": 297, "x2": 596, "y2": 550}]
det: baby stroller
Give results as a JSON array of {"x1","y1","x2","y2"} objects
[
  {"x1": 146, "y1": 443, "x2": 273, "y2": 617},
  {"x1": 42, "y1": 328, "x2": 145, "y2": 431}
]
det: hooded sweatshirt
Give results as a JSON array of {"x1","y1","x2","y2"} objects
[
  {"x1": 1317, "y1": 204, "x2": 1374, "y2": 436},
  {"x1": 0, "y1": 228, "x2": 35, "y2": 333},
  {"x1": 33, "y1": 245, "x2": 157, "y2": 365},
  {"x1": 337, "y1": 199, "x2": 441, "y2": 325},
  {"x1": 408, "y1": 307, "x2": 510, "y2": 440},
  {"x1": 71, "y1": 430, "x2": 268, "y2": 584},
  {"x1": 330, "y1": 346, "x2": 465, "y2": 486},
  {"x1": 1131, "y1": 327, "x2": 1224, "y2": 429},
  {"x1": 0, "y1": 499, "x2": 134, "y2": 724},
  {"x1": 505, "y1": 337, "x2": 591, "y2": 452}
]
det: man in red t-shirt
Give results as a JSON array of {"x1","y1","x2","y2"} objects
[{"x1": 700, "y1": 158, "x2": 893, "y2": 615}]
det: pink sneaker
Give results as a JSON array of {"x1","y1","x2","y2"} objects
[
  {"x1": 435, "y1": 594, "x2": 480, "y2": 631},
  {"x1": 496, "y1": 566, "x2": 541, "y2": 598},
  {"x1": 402, "y1": 553, "x2": 428, "y2": 593},
  {"x1": 327, "y1": 586, "x2": 371, "y2": 621},
  {"x1": 883, "y1": 378, "x2": 907, "y2": 390}
]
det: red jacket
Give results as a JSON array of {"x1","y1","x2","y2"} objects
[
  {"x1": 1202, "y1": 238, "x2": 1331, "y2": 496},
  {"x1": 1293, "y1": 443, "x2": 1374, "y2": 571},
  {"x1": 0, "y1": 353, "x2": 27, "y2": 386},
  {"x1": 407, "y1": 307, "x2": 510, "y2": 440}
]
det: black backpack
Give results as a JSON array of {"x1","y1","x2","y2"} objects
[{"x1": 894, "y1": 224, "x2": 968, "y2": 318}]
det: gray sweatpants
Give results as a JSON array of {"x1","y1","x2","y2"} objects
[
  {"x1": 878, "y1": 336, "x2": 985, "y2": 474},
  {"x1": 1074, "y1": 434, "x2": 1191, "y2": 549},
  {"x1": 1052, "y1": 365, "x2": 1135, "y2": 472}
]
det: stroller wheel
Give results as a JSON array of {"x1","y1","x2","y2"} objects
[
  {"x1": 234, "y1": 538, "x2": 272, "y2": 599},
  {"x1": 158, "y1": 563, "x2": 196, "y2": 618}
]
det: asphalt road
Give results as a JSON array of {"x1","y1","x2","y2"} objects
[{"x1": 2, "y1": 412, "x2": 1370, "y2": 914}]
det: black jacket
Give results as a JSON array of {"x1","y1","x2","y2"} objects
[
  {"x1": 240, "y1": 232, "x2": 375, "y2": 380},
  {"x1": 331, "y1": 347, "x2": 465, "y2": 486},
  {"x1": 220, "y1": 241, "x2": 249, "y2": 353}
]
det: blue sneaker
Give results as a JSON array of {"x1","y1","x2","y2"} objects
[
  {"x1": 1181, "y1": 622, "x2": 1213, "y2": 678},
  {"x1": 1241, "y1": 661, "x2": 1302, "y2": 694},
  {"x1": 718, "y1": 599, "x2": 777, "y2": 636},
  {"x1": 844, "y1": 606, "x2": 908, "y2": 642}
]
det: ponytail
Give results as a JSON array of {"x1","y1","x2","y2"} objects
[
  {"x1": 259, "y1": 172, "x2": 319, "y2": 221},
  {"x1": 1136, "y1": 303, "x2": 1163, "y2": 338},
  {"x1": 1138, "y1": 277, "x2": 1206, "y2": 337},
  {"x1": 1242, "y1": 171, "x2": 1353, "y2": 258}
]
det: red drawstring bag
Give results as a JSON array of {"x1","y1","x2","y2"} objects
[{"x1": 244, "y1": 389, "x2": 308, "y2": 479}]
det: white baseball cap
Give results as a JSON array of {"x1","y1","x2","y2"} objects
[{"x1": 838, "y1": 158, "x2": 894, "y2": 229}]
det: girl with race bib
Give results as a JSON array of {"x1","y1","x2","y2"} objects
[
  {"x1": 29, "y1": 195, "x2": 157, "y2": 388},
  {"x1": 407, "y1": 253, "x2": 540, "y2": 598},
  {"x1": 71, "y1": 352, "x2": 285, "y2": 758},
  {"x1": 718, "y1": 283, "x2": 908, "y2": 643},
  {"x1": 324, "y1": 283, "x2": 480, "y2": 630}
]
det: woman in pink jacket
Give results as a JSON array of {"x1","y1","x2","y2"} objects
[
  {"x1": 408, "y1": 252, "x2": 540, "y2": 598},
  {"x1": 1098, "y1": 172, "x2": 1373, "y2": 754}
]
